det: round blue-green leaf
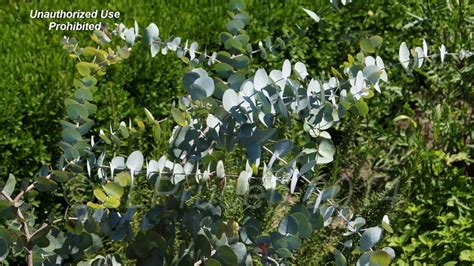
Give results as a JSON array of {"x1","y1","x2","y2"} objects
[
  {"x1": 189, "y1": 76, "x2": 214, "y2": 100},
  {"x1": 282, "y1": 235, "x2": 301, "y2": 250},
  {"x1": 83, "y1": 102, "x2": 97, "y2": 116},
  {"x1": 316, "y1": 139, "x2": 335, "y2": 164},
  {"x1": 360, "y1": 227, "x2": 382, "y2": 251},
  {"x1": 205, "y1": 258, "x2": 222, "y2": 266},
  {"x1": 78, "y1": 120, "x2": 94, "y2": 135},
  {"x1": 291, "y1": 212, "x2": 312, "y2": 238},
  {"x1": 0, "y1": 237, "x2": 9, "y2": 262},
  {"x1": 35, "y1": 176, "x2": 58, "y2": 192},
  {"x1": 74, "y1": 88, "x2": 93, "y2": 101},
  {"x1": 224, "y1": 38, "x2": 243, "y2": 51},
  {"x1": 196, "y1": 234, "x2": 212, "y2": 258},
  {"x1": 52, "y1": 170, "x2": 71, "y2": 183},
  {"x1": 232, "y1": 55, "x2": 249, "y2": 69},
  {"x1": 230, "y1": 242, "x2": 247, "y2": 264},
  {"x1": 223, "y1": 89, "x2": 240, "y2": 112},
  {"x1": 62, "y1": 128, "x2": 82, "y2": 143},
  {"x1": 144, "y1": 23, "x2": 159, "y2": 45},
  {"x1": 321, "y1": 185, "x2": 340, "y2": 201},
  {"x1": 272, "y1": 139, "x2": 293, "y2": 158},
  {"x1": 276, "y1": 248, "x2": 292, "y2": 258},
  {"x1": 126, "y1": 151, "x2": 144, "y2": 175},
  {"x1": 213, "y1": 246, "x2": 238, "y2": 265},
  {"x1": 214, "y1": 63, "x2": 234, "y2": 78},
  {"x1": 278, "y1": 216, "x2": 298, "y2": 235},
  {"x1": 228, "y1": 0, "x2": 246, "y2": 11},
  {"x1": 356, "y1": 252, "x2": 372, "y2": 266},
  {"x1": 399, "y1": 42, "x2": 410, "y2": 69},
  {"x1": 254, "y1": 68, "x2": 268, "y2": 91},
  {"x1": 67, "y1": 104, "x2": 88, "y2": 120},
  {"x1": 332, "y1": 249, "x2": 347, "y2": 266},
  {"x1": 226, "y1": 19, "x2": 245, "y2": 34},
  {"x1": 236, "y1": 170, "x2": 250, "y2": 195}
]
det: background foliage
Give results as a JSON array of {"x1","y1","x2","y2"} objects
[{"x1": 0, "y1": 0, "x2": 472, "y2": 264}]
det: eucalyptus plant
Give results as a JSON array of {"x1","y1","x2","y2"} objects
[{"x1": 0, "y1": 0, "x2": 471, "y2": 265}]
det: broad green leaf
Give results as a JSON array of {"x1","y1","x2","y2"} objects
[
  {"x1": 171, "y1": 107, "x2": 187, "y2": 126},
  {"x1": 35, "y1": 176, "x2": 57, "y2": 192},
  {"x1": 119, "y1": 122, "x2": 129, "y2": 138},
  {"x1": 144, "y1": 108, "x2": 155, "y2": 123},
  {"x1": 355, "y1": 100, "x2": 369, "y2": 116},
  {"x1": 52, "y1": 170, "x2": 71, "y2": 183}
]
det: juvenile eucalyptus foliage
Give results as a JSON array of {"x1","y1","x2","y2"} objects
[{"x1": 1, "y1": 0, "x2": 471, "y2": 265}]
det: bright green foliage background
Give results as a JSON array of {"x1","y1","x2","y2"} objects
[{"x1": 0, "y1": 0, "x2": 472, "y2": 264}]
